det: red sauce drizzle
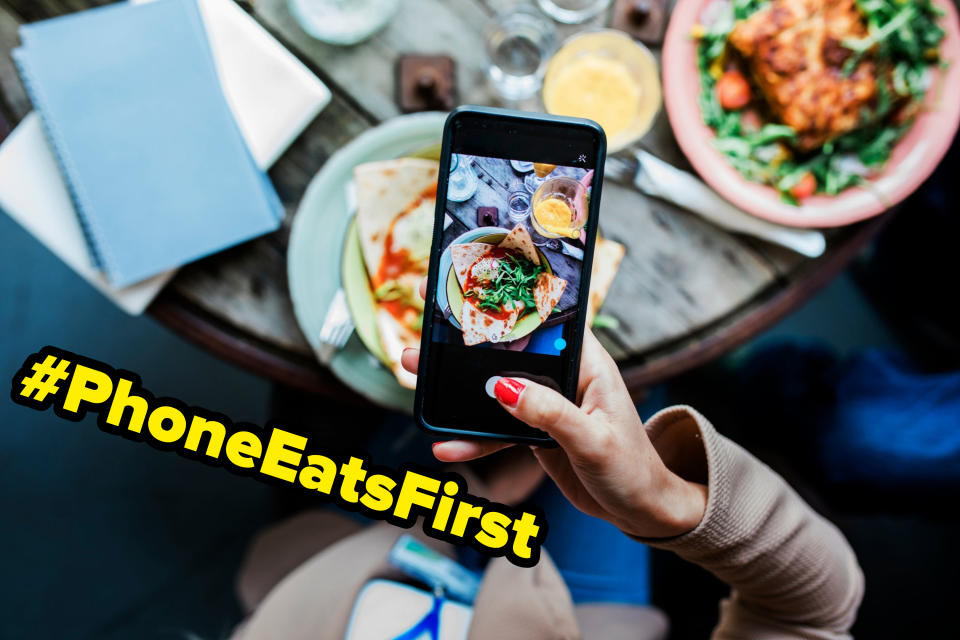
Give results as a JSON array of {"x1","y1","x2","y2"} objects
[
  {"x1": 464, "y1": 247, "x2": 525, "y2": 322},
  {"x1": 485, "y1": 305, "x2": 515, "y2": 322},
  {"x1": 372, "y1": 184, "x2": 436, "y2": 324},
  {"x1": 379, "y1": 299, "x2": 408, "y2": 320}
]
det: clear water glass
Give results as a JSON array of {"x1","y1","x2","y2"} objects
[
  {"x1": 508, "y1": 190, "x2": 532, "y2": 223},
  {"x1": 485, "y1": 7, "x2": 557, "y2": 101},
  {"x1": 536, "y1": 0, "x2": 613, "y2": 24},
  {"x1": 288, "y1": 0, "x2": 399, "y2": 45},
  {"x1": 447, "y1": 154, "x2": 479, "y2": 203}
]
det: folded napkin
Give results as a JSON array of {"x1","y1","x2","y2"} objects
[
  {"x1": 154, "y1": 0, "x2": 331, "y2": 169},
  {"x1": 0, "y1": 0, "x2": 330, "y2": 314}
]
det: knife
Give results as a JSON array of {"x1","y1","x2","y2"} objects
[{"x1": 605, "y1": 150, "x2": 826, "y2": 258}]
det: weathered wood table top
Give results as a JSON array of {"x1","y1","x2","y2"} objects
[{"x1": 0, "y1": 0, "x2": 890, "y2": 402}]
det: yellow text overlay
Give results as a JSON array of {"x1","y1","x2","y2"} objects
[{"x1": 10, "y1": 347, "x2": 547, "y2": 567}]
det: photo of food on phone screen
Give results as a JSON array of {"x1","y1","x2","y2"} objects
[{"x1": 432, "y1": 154, "x2": 592, "y2": 356}]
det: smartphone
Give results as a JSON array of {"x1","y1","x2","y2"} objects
[{"x1": 415, "y1": 106, "x2": 606, "y2": 444}]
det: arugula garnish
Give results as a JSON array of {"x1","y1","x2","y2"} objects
[{"x1": 465, "y1": 253, "x2": 545, "y2": 313}]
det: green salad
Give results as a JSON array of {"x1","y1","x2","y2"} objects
[
  {"x1": 465, "y1": 253, "x2": 545, "y2": 314},
  {"x1": 696, "y1": 0, "x2": 947, "y2": 204}
]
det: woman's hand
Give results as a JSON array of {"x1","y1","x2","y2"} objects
[{"x1": 402, "y1": 285, "x2": 707, "y2": 538}]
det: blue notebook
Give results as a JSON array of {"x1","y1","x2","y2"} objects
[{"x1": 13, "y1": 0, "x2": 283, "y2": 287}]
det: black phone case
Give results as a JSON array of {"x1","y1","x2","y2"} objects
[{"x1": 415, "y1": 106, "x2": 607, "y2": 445}]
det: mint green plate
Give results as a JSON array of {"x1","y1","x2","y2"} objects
[{"x1": 287, "y1": 113, "x2": 446, "y2": 412}]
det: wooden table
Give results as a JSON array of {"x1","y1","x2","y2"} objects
[{"x1": 0, "y1": 0, "x2": 890, "y2": 403}]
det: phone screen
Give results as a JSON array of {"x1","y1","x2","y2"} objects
[{"x1": 417, "y1": 109, "x2": 604, "y2": 442}]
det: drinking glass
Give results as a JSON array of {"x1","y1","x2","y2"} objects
[
  {"x1": 447, "y1": 154, "x2": 479, "y2": 203},
  {"x1": 485, "y1": 6, "x2": 557, "y2": 101},
  {"x1": 530, "y1": 176, "x2": 586, "y2": 238},
  {"x1": 288, "y1": 0, "x2": 399, "y2": 45},
  {"x1": 536, "y1": 0, "x2": 613, "y2": 24},
  {"x1": 542, "y1": 30, "x2": 661, "y2": 152},
  {"x1": 507, "y1": 190, "x2": 532, "y2": 223}
]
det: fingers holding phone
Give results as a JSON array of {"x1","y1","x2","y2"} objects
[
  {"x1": 486, "y1": 332, "x2": 707, "y2": 539},
  {"x1": 409, "y1": 323, "x2": 708, "y2": 539}
]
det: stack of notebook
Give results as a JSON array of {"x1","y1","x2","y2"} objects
[{"x1": 5, "y1": 0, "x2": 328, "y2": 309}]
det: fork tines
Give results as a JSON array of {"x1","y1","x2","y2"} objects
[{"x1": 318, "y1": 288, "x2": 354, "y2": 350}]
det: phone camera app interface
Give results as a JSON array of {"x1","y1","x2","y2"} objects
[
  {"x1": 422, "y1": 151, "x2": 595, "y2": 436},
  {"x1": 434, "y1": 154, "x2": 591, "y2": 355}
]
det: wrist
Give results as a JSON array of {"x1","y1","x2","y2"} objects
[
  {"x1": 624, "y1": 469, "x2": 707, "y2": 539},
  {"x1": 666, "y1": 474, "x2": 708, "y2": 536}
]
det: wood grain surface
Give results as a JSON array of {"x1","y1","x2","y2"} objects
[{"x1": 0, "y1": 0, "x2": 887, "y2": 400}]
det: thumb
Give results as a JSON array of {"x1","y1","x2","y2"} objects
[{"x1": 489, "y1": 377, "x2": 594, "y2": 452}]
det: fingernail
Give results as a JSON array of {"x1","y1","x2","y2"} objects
[{"x1": 494, "y1": 377, "x2": 524, "y2": 407}]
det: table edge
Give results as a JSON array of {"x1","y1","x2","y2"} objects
[{"x1": 618, "y1": 210, "x2": 892, "y2": 393}]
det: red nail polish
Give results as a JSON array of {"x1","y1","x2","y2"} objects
[{"x1": 494, "y1": 377, "x2": 524, "y2": 407}]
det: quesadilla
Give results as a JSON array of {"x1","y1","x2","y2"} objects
[
  {"x1": 354, "y1": 158, "x2": 439, "y2": 388},
  {"x1": 532, "y1": 273, "x2": 567, "y2": 322},
  {"x1": 451, "y1": 223, "x2": 568, "y2": 346},
  {"x1": 355, "y1": 158, "x2": 438, "y2": 281},
  {"x1": 376, "y1": 309, "x2": 419, "y2": 388},
  {"x1": 497, "y1": 224, "x2": 539, "y2": 265},
  {"x1": 587, "y1": 237, "x2": 625, "y2": 325},
  {"x1": 451, "y1": 243, "x2": 493, "y2": 289},
  {"x1": 461, "y1": 298, "x2": 522, "y2": 346}
]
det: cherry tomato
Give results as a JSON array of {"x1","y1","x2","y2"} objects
[
  {"x1": 790, "y1": 172, "x2": 817, "y2": 200},
  {"x1": 716, "y1": 70, "x2": 751, "y2": 110}
]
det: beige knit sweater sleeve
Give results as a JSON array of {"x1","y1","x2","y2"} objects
[{"x1": 637, "y1": 406, "x2": 865, "y2": 640}]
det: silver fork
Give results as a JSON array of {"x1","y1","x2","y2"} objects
[
  {"x1": 533, "y1": 237, "x2": 584, "y2": 260},
  {"x1": 605, "y1": 150, "x2": 826, "y2": 258},
  {"x1": 316, "y1": 288, "x2": 354, "y2": 364}
]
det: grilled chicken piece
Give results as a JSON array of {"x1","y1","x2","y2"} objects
[{"x1": 729, "y1": 0, "x2": 878, "y2": 150}]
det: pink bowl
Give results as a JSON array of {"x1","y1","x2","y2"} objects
[{"x1": 662, "y1": 0, "x2": 960, "y2": 228}]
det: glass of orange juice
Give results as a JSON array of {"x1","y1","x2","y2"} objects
[
  {"x1": 531, "y1": 176, "x2": 586, "y2": 239},
  {"x1": 542, "y1": 30, "x2": 661, "y2": 153}
]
